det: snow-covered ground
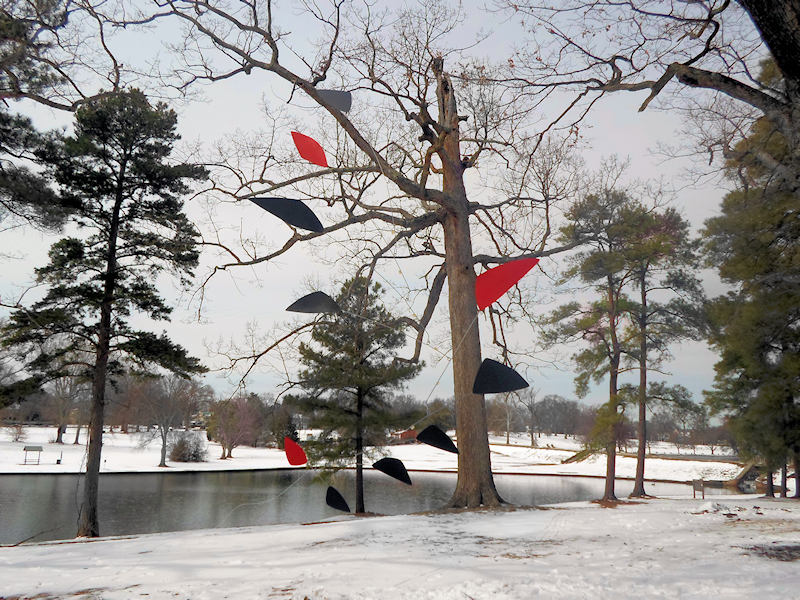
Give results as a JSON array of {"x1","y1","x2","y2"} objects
[
  {"x1": 1, "y1": 426, "x2": 744, "y2": 483},
  {"x1": 2, "y1": 427, "x2": 799, "y2": 599}
]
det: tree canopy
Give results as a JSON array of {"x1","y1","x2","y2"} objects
[
  {"x1": 1, "y1": 89, "x2": 207, "y2": 536},
  {"x1": 292, "y1": 276, "x2": 421, "y2": 513}
]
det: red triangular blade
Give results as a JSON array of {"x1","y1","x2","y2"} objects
[
  {"x1": 291, "y1": 131, "x2": 328, "y2": 167},
  {"x1": 284, "y1": 437, "x2": 307, "y2": 466},
  {"x1": 475, "y1": 258, "x2": 540, "y2": 311}
]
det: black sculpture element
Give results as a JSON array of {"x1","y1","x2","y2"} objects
[
  {"x1": 415, "y1": 425, "x2": 458, "y2": 454},
  {"x1": 286, "y1": 291, "x2": 342, "y2": 314},
  {"x1": 249, "y1": 197, "x2": 324, "y2": 233},
  {"x1": 325, "y1": 486, "x2": 351, "y2": 513},
  {"x1": 372, "y1": 457, "x2": 412, "y2": 485},
  {"x1": 472, "y1": 358, "x2": 529, "y2": 394},
  {"x1": 318, "y1": 90, "x2": 352, "y2": 113}
]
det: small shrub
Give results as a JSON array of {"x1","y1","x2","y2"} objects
[
  {"x1": 169, "y1": 432, "x2": 209, "y2": 462},
  {"x1": 5, "y1": 424, "x2": 27, "y2": 443}
]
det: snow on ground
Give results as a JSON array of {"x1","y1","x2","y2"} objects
[
  {"x1": 0, "y1": 427, "x2": 743, "y2": 483},
  {"x1": 1, "y1": 496, "x2": 799, "y2": 599},
  {"x1": 2, "y1": 427, "x2": 798, "y2": 599}
]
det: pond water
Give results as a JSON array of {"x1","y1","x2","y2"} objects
[{"x1": 0, "y1": 470, "x2": 736, "y2": 545}]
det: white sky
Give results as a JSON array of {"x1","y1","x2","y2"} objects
[{"x1": 0, "y1": 1, "x2": 735, "y2": 408}]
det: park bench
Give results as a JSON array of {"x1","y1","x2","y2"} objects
[
  {"x1": 23, "y1": 446, "x2": 43, "y2": 465},
  {"x1": 692, "y1": 479, "x2": 705, "y2": 499}
]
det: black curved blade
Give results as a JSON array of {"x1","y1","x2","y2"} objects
[
  {"x1": 249, "y1": 197, "x2": 324, "y2": 233},
  {"x1": 472, "y1": 358, "x2": 529, "y2": 394},
  {"x1": 286, "y1": 291, "x2": 342, "y2": 314},
  {"x1": 318, "y1": 89, "x2": 352, "y2": 113},
  {"x1": 325, "y1": 486, "x2": 350, "y2": 513},
  {"x1": 372, "y1": 457, "x2": 412, "y2": 485},
  {"x1": 416, "y1": 425, "x2": 458, "y2": 454}
]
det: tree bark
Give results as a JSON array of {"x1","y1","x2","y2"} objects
[
  {"x1": 781, "y1": 462, "x2": 788, "y2": 498},
  {"x1": 444, "y1": 200, "x2": 501, "y2": 508},
  {"x1": 159, "y1": 429, "x2": 168, "y2": 467},
  {"x1": 794, "y1": 456, "x2": 800, "y2": 499},
  {"x1": 603, "y1": 276, "x2": 620, "y2": 503},
  {"x1": 630, "y1": 272, "x2": 648, "y2": 498},
  {"x1": 355, "y1": 390, "x2": 365, "y2": 514},
  {"x1": 420, "y1": 60, "x2": 501, "y2": 509},
  {"x1": 77, "y1": 170, "x2": 125, "y2": 538}
]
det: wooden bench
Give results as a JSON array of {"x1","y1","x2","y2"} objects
[{"x1": 23, "y1": 446, "x2": 43, "y2": 465}]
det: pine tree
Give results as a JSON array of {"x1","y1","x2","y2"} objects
[
  {"x1": 703, "y1": 61, "x2": 800, "y2": 494},
  {"x1": 545, "y1": 190, "x2": 641, "y2": 501},
  {"x1": 1, "y1": 90, "x2": 207, "y2": 536},
  {"x1": 619, "y1": 207, "x2": 704, "y2": 497},
  {"x1": 293, "y1": 277, "x2": 422, "y2": 513}
]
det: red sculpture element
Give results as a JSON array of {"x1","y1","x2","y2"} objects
[
  {"x1": 284, "y1": 437, "x2": 308, "y2": 466},
  {"x1": 291, "y1": 131, "x2": 328, "y2": 167},
  {"x1": 475, "y1": 258, "x2": 540, "y2": 311}
]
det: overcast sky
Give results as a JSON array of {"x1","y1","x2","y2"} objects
[{"x1": 0, "y1": 1, "x2": 734, "y2": 409}]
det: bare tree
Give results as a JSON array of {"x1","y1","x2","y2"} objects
[
  {"x1": 45, "y1": 373, "x2": 89, "y2": 443},
  {"x1": 502, "y1": 1, "x2": 800, "y2": 190},
  {"x1": 134, "y1": 375, "x2": 201, "y2": 467},
  {"x1": 112, "y1": 0, "x2": 586, "y2": 509},
  {"x1": 515, "y1": 388, "x2": 539, "y2": 447},
  {"x1": 208, "y1": 396, "x2": 263, "y2": 459}
]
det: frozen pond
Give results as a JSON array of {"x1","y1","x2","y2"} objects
[{"x1": 0, "y1": 470, "x2": 736, "y2": 545}]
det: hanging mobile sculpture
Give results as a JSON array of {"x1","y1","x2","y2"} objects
[
  {"x1": 291, "y1": 131, "x2": 328, "y2": 167},
  {"x1": 415, "y1": 425, "x2": 459, "y2": 454},
  {"x1": 475, "y1": 258, "x2": 540, "y2": 311},
  {"x1": 472, "y1": 358, "x2": 529, "y2": 394},
  {"x1": 372, "y1": 457, "x2": 412, "y2": 485},
  {"x1": 286, "y1": 291, "x2": 342, "y2": 314},
  {"x1": 249, "y1": 197, "x2": 324, "y2": 233}
]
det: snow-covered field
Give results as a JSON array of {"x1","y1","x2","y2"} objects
[
  {"x1": 2, "y1": 427, "x2": 798, "y2": 599},
  {"x1": 1, "y1": 426, "x2": 743, "y2": 483}
]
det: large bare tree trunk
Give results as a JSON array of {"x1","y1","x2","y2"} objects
[{"x1": 433, "y1": 61, "x2": 502, "y2": 509}]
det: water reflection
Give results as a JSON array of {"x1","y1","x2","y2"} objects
[{"x1": 0, "y1": 470, "x2": 734, "y2": 545}]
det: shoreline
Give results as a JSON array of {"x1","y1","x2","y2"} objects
[{"x1": 0, "y1": 464, "x2": 704, "y2": 486}]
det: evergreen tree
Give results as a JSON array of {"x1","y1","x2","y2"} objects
[
  {"x1": 545, "y1": 190, "x2": 641, "y2": 501},
  {"x1": 618, "y1": 207, "x2": 705, "y2": 497},
  {"x1": 0, "y1": 108, "x2": 74, "y2": 233},
  {"x1": 0, "y1": 90, "x2": 207, "y2": 536},
  {"x1": 293, "y1": 277, "x2": 422, "y2": 513},
  {"x1": 703, "y1": 61, "x2": 800, "y2": 496}
]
